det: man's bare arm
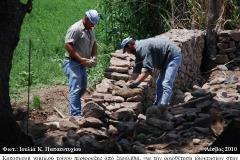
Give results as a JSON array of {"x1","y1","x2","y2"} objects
[{"x1": 64, "y1": 42, "x2": 90, "y2": 66}]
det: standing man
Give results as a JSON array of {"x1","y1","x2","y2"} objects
[
  {"x1": 63, "y1": 9, "x2": 100, "y2": 116},
  {"x1": 121, "y1": 37, "x2": 182, "y2": 110}
]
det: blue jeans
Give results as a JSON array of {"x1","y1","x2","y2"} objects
[
  {"x1": 154, "y1": 53, "x2": 182, "y2": 107},
  {"x1": 63, "y1": 59, "x2": 87, "y2": 116}
]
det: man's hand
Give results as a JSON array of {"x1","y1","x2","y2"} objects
[
  {"x1": 87, "y1": 57, "x2": 97, "y2": 67},
  {"x1": 91, "y1": 57, "x2": 97, "y2": 67},
  {"x1": 80, "y1": 57, "x2": 97, "y2": 68},
  {"x1": 127, "y1": 80, "x2": 140, "y2": 88}
]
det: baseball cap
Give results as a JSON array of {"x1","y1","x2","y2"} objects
[
  {"x1": 85, "y1": 9, "x2": 100, "y2": 25},
  {"x1": 120, "y1": 37, "x2": 133, "y2": 49}
]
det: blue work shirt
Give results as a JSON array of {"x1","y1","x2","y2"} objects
[{"x1": 133, "y1": 37, "x2": 181, "y2": 73}]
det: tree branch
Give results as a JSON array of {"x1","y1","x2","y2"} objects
[{"x1": 20, "y1": 0, "x2": 32, "y2": 13}]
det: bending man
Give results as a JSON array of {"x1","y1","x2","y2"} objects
[{"x1": 121, "y1": 37, "x2": 182, "y2": 109}]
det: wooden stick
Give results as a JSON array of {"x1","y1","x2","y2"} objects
[
  {"x1": 53, "y1": 107, "x2": 65, "y2": 118},
  {"x1": 170, "y1": 93, "x2": 216, "y2": 109},
  {"x1": 203, "y1": 59, "x2": 235, "y2": 74}
]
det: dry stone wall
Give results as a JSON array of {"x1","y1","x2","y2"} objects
[
  {"x1": 85, "y1": 29, "x2": 206, "y2": 107},
  {"x1": 157, "y1": 29, "x2": 205, "y2": 90},
  {"x1": 216, "y1": 30, "x2": 240, "y2": 66}
]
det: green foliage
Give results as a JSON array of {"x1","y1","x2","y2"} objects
[
  {"x1": 98, "y1": 0, "x2": 171, "y2": 47},
  {"x1": 32, "y1": 95, "x2": 41, "y2": 110},
  {"x1": 223, "y1": 0, "x2": 240, "y2": 29},
  {"x1": 170, "y1": 0, "x2": 240, "y2": 30}
]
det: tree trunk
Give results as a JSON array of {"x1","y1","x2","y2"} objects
[
  {"x1": 0, "y1": 0, "x2": 32, "y2": 147},
  {"x1": 206, "y1": 0, "x2": 221, "y2": 60}
]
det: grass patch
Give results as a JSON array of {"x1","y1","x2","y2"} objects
[
  {"x1": 10, "y1": 0, "x2": 109, "y2": 98},
  {"x1": 32, "y1": 95, "x2": 41, "y2": 110}
]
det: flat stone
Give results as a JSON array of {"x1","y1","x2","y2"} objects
[
  {"x1": 222, "y1": 109, "x2": 240, "y2": 119},
  {"x1": 195, "y1": 100, "x2": 212, "y2": 108},
  {"x1": 132, "y1": 143, "x2": 146, "y2": 154},
  {"x1": 217, "y1": 43, "x2": 229, "y2": 50},
  {"x1": 111, "y1": 52, "x2": 128, "y2": 59},
  {"x1": 216, "y1": 65, "x2": 229, "y2": 71},
  {"x1": 92, "y1": 92, "x2": 104, "y2": 99},
  {"x1": 185, "y1": 112, "x2": 197, "y2": 121},
  {"x1": 191, "y1": 89, "x2": 208, "y2": 97},
  {"x1": 126, "y1": 95, "x2": 143, "y2": 102},
  {"x1": 194, "y1": 127, "x2": 210, "y2": 134},
  {"x1": 165, "y1": 133, "x2": 180, "y2": 140},
  {"x1": 193, "y1": 138, "x2": 201, "y2": 145},
  {"x1": 44, "y1": 122, "x2": 60, "y2": 130},
  {"x1": 82, "y1": 102, "x2": 106, "y2": 122},
  {"x1": 120, "y1": 102, "x2": 142, "y2": 114},
  {"x1": 116, "y1": 121, "x2": 136, "y2": 133},
  {"x1": 135, "y1": 120, "x2": 164, "y2": 135},
  {"x1": 218, "y1": 30, "x2": 231, "y2": 37},
  {"x1": 96, "y1": 82, "x2": 112, "y2": 93},
  {"x1": 172, "y1": 115, "x2": 186, "y2": 125},
  {"x1": 218, "y1": 36, "x2": 230, "y2": 43},
  {"x1": 59, "y1": 120, "x2": 78, "y2": 131},
  {"x1": 170, "y1": 107, "x2": 185, "y2": 115},
  {"x1": 105, "y1": 72, "x2": 130, "y2": 81},
  {"x1": 42, "y1": 130, "x2": 65, "y2": 147},
  {"x1": 77, "y1": 135, "x2": 102, "y2": 153},
  {"x1": 230, "y1": 30, "x2": 240, "y2": 41},
  {"x1": 146, "y1": 106, "x2": 162, "y2": 119},
  {"x1": 215, "y1": 54, "x2": 229, "y2": 64},
  {"x1": 229, "y1": 41, "x2": 236, "y2": 48},
  {"x1": 110, "y1": 57, "x2": 130, "y2": 67},
  {"x1": 114, "y1": 80, "x2": 127, "y2": 88},
  {"x1": 77, "y1": 127, "x2": 109, "y2": 140},
  {"x1": 79, "y1": 117, "x2": 104, "y2": 128},
  {"x1": 113, "y1": 108, "x2": 136, "y2": 121},
  {"x1": 106, "y1": 66, "x2": 129, "y2": 74},
  {"x1": 113, "y1": 87, "x2": 143, "y2": 98},
  {"x1": 102, "y1": 78, "x2": 115, "y2": 84},
  {"x1": 209, "y1": 77, "x2": 226, "y2": 85},
  {"x1": 194, "y1": 117, "x2": 211, "y2": 127},
  {"x1": 106, "y1": 104, "x2": 122, "y2": 112},
  {"x1": 84, "y1": 97, "x2": 105, "y2": 104},
  {"x1": 202, "y1": 83, "x2": 210, "y2": 90},
  {"x1": 146, "y1": 117, "x2": 174, "y2": 131},
  {"x1": 218, "y1": 47, "x2": 237, "y2": 54},
  {"x1": 104, "y1": 94, "x2": 125, "y2": 103},
  {"x1": 108, "y1": 125, "x2": 118, "y2": 135},
  {"x1": 138, "y1": 114, "x2": 146, "y2": 121},
  {"x1": 184, "y1": 92, "x2": 194, "y2": 102}
]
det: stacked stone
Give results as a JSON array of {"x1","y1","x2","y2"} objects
[
  {"x1": 84, "y1": 50, "x2": 150, "y2": 114},
  {"x1": 216, "y1": 30, "x2": 240, "y2": 65},
  {"x1": 30, "y1": 68, "x2": 240, "y2": 153},
  {"x1": 157, "y1": 29, "x2": 205, "y2": 90}
]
